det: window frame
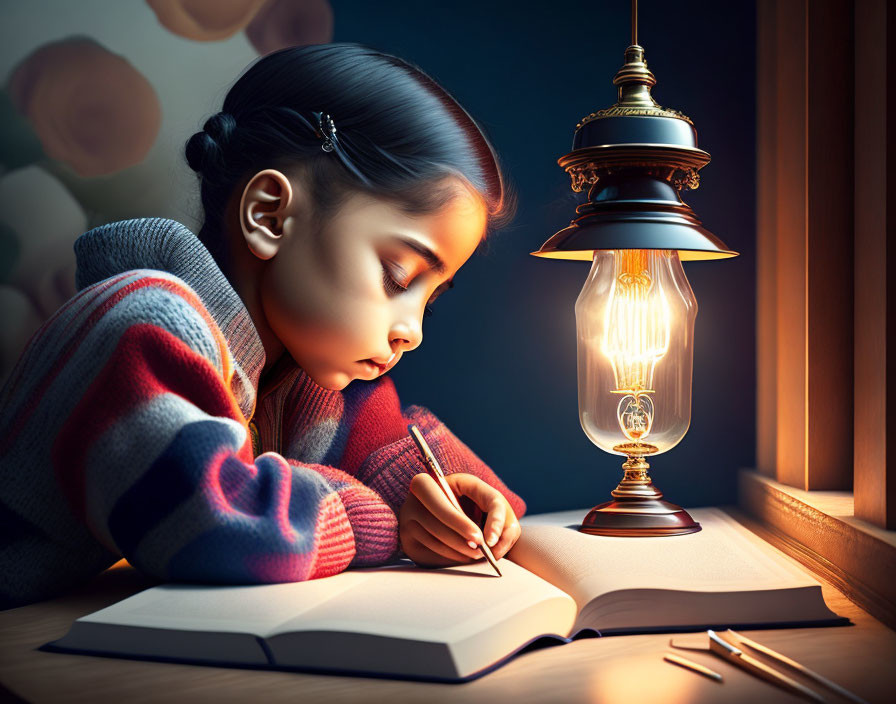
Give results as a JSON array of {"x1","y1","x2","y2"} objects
[{"x1": 748, "y1": 0, "x2": 895, "y2": 630}]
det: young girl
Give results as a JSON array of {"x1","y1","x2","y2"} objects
[{"x1": 0, "y1": 43, "x2": 526, "y2": 609}]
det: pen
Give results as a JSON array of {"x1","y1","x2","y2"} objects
[
  {"x1": 707, "y1": 630, "x2": 825, "y2": 703},
  {"x1": 725, "y1": 630, "x2": 869, "y2": 704},
  {"x1": 407, "y1": 424, "x2": 502, "y2": 577},
  {"x1": 663, "y1": 653, "x2": 723, "y2": 681}
]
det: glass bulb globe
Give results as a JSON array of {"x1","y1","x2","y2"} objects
[{"x1": 576, "y1": 249, "x2": 697, "y2": 458}]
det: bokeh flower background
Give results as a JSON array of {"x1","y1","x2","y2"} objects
[{"x1": 0, "y1": 0, "x2": 334, "y2": 386}]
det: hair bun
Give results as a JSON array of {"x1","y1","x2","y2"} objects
[
  {"x1": 185, "y1": 111, "x2": 237, "y2": 176},
  {"x1": 204, "y1": 111, "x2": 237, "y2": 145}
]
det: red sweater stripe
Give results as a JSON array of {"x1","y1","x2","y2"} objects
[{"x1": 53, "y1": 321, "x2": 241, "y2": 521}]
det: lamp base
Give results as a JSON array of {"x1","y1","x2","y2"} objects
[
  {"x1": 579, "y1": 496, "x2": 702, "y2": 537},
  {"x1": 579, "y1": 452, "x2": 701, "y2": 536}
]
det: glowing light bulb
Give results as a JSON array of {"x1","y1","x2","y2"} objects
[
  {"x1": 576, "y1": 249, "x2": 696, "y2": 458},
  {"x1": 602, "y1": 250, "x2": 671, "y2": 444}
]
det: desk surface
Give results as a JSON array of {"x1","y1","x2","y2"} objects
[{"x1": 2, "y1": 507, "x2": 895, "y2": 704}]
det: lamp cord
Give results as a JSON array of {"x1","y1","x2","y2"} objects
[{"x1": 632, "y1": 0, "x2": 638, "y2": 46}]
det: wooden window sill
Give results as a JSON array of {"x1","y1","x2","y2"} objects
[{"x1": 738, "y1": 469, "x2": 896, "y2": 630}]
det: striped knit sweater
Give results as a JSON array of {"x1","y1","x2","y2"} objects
[{"x1": 0, "y1": 218, "x2": 526, "y2": 610}]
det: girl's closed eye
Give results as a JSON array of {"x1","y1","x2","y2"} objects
[
  {"x1": 380, "y1": 260, "x2": 408, "y2": 296},
  {"x1": 380, "y1": 261, "x2": 451, "y2": 317}
]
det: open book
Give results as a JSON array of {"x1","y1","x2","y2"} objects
[{"x1": 47, "y1": 508, "x2": 845, "y2": 682}]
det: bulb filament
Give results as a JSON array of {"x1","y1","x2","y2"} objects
[{"x1": 602, "y1": 250, "x2": 671, "y2": 443}]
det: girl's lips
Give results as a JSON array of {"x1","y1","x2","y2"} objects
[
  {"x1": 358, "y1": 359, "x2": 388, "y2": 377},
  {"x1": 359, "y1": 353, "x2": 397, "y2": 376}
]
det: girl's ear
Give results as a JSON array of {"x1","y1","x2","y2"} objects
[{"x1": 238, "y1": 169, "x2": 295, "y2": 261}]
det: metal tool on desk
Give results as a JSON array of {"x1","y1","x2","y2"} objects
[
  {"x1": 724, "y1": 630, "x2": 870, "y2": 704},
  {"x1": 705, "y1": 630, "x2": 826, "y2": 702},
  {"x1": 668, "y1": 629, "x2": 867, "y2": 703}
]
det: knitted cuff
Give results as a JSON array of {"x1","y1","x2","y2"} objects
[
  {"x1": 339, "y1": 484, "x2": 399, "y2": 567},
  {"x1": 305, "y1": 491, "x2": 357, "y2": 579},
  {"x1": 308, "y1": 464, "x2": 399, "y2": 568}
]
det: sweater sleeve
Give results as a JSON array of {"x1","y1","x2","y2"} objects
[
  {"x1": 317, "y1": 376, "x2": 528, "y2": 526},
  {"x1": 40, "y1": 272, "x2": 397, "y2": 583}
]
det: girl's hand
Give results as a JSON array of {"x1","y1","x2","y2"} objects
[{"x1": 398, "y1": 472, "x2": 521, "y2": 568}]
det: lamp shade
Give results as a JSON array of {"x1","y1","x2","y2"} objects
[{"x1": 532, "y1": 45, "x2": 738, "y2": 262}]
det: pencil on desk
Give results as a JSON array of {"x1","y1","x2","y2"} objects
[
  {"x1": 707, "y1": 630, "x2": 825, "y2": 703},
  {"x1": 725, "y1": 630, "x2": 870, "y2": 704},
  {"x1": 407, "y1": 424, "x2": 502, "y2": 577},
  {"x1": 663, "y1": 653, "x2": 723, "y2": 681}
]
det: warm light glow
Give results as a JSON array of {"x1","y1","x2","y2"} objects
[
  {"x1": 602, "y1": 250, "x2": 671, "y2": 443},
  {"x1": 587, "y1": 651, "x2": 701, "y2": 701},
  {"x1": 576, "y1": 249, "x2": 696, "y2": 457}
]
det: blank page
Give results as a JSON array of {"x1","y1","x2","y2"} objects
[
  {"x1": 268, "y1": 558, "x2": 574, "y2": 643},
  {"x1": 76, "y1": 571, "x2": 369, "y2": 635},
  {"x1": 509, "y1": 508, "x2": 822, "y2": 611}
]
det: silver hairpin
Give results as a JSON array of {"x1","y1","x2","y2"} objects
[{"x1": 317, "y1": 112, "x2": 336, "y2": 152}]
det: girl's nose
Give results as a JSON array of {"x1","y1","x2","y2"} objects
[{"x1": 389, "y1": 317, "x2": 422, "y2": 353}]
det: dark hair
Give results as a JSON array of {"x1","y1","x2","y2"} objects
[{"x1": 184, "y1": 43, "x2": 515, "y2": 273}]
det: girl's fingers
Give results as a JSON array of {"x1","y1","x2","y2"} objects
[
  {"x1": 406, "y1": 473, "x2": 520, "y2": 564},
  {"x1": 446, "y1": 473, "x2": 500, "y2": 512},
  {"x1": 401, "y1": 531, "x2": 449, "y2": 567},
  {"x1": 445, "y1": 474, "x2": 509, "y2": 548},
  {"x1": 412, "y1": 509, "x2": 482, "y2": 559},
  {"x1": 410, "y1": 474, "x2": 483, "y2": 544},
  {"x1": 403, "y1": 519, "x2": 475, "y2": 564},
  {"x1": 482, "y1": 499, "x2": 506, "y2": 547},
  {"x1": 489, "y1": 517, "x2": 522, "y2": 560}
]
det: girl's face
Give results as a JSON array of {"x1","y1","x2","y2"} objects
[{"x1": 259, "y1": 178, "x2": 487, "y2": 390}]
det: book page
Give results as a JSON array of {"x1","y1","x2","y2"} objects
[
  {"x1": 268, "y1": 558, "x2": 574, "y2": 642},
  {"x1": 74, "y1": 558, "x2": 572, "y2": 640},
  {"x1": 508, "y1": 507, "x2": 823, "y2": 613},
  {"x1": 56, "y1": 558, "x2": 577, "y2": 679},
  {"x1": 266, "y1": 559, "x2": 578, "y2": 679},
  {"x1": 75, "y1": 571, "x2": 370, "y2": 635}
]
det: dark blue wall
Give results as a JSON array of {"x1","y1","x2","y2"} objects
[{"x1": 334, "y1": 0, "x2": 757, "y2": 514}]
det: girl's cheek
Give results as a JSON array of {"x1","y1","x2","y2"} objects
[{"x1": 342, "y1": 304, "x2": 386, "y2": 344}]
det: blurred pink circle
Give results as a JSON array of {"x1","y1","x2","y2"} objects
[
  {"x1": 8, "y1": 37, "x2": 161, "y2": 178},
  {"x1": 246, "y1": 0, "x2": 334, "y2": 55},
  {"x1": 146, "y1": 0, "x2": 269, "y2": 41}
]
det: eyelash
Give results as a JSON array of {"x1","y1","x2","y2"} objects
[{"x1": 381, "y1": 264, "x2": 435, "y2": 317}]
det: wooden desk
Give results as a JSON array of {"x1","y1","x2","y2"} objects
[{"x1": 2, "y1": 508, "x2": 894, "y2": 703}]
